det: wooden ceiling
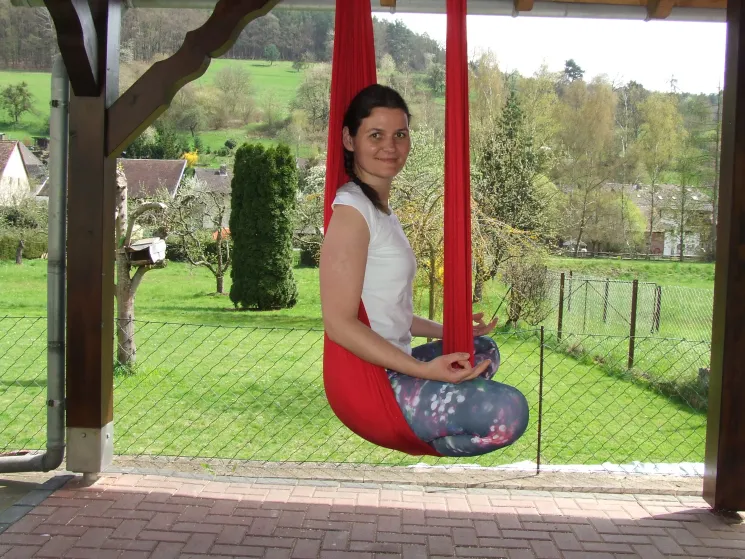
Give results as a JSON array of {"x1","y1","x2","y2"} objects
[{"x1": 9, "y1": 0, "x2": 726, "y2": 21}]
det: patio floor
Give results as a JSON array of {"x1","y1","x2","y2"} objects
[{"x1": 0, "y1": 472, "x2": 744, "y2": 558}]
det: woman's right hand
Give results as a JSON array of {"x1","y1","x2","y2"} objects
[{"x1": 419, "y1": 353, "x2": 491, "y2": 383}]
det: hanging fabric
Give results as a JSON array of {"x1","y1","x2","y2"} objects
[
  {"x1": 443, "y1": 0, "x2": 474, "y2": 360},
  {"x1": 322, "y1": 0, "x2": 472, "y2": 456},
  {"x1": 322, "y1": 0, "x2": 439, "y2": 456}
]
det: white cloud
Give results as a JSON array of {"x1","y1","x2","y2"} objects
[{"x1": 376, "y1": 13, "x2": 726, "y2": 94}]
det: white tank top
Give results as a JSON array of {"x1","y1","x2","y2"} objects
[{"x1": 332, "y1": 182, "x2": 417, "y2": 355}]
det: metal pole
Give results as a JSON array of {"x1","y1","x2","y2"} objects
[
  {"x1": 537, "y1": 327, "x2": 545, "y2": 474},
  {"x1": 654, "y1": 286, "x2": 662, "y2": 333},
  {"x1": 557, "y1": 273, "x2": 565, "y2": 342},
  {"x1": 567, "y1": 270, "x2": 573, "y2": 312},
  {"x1": 628, "y1": 279, "x2": 639, "y2": 370},
  {"x1": 0, "y1": 56, "x2": 68, "y2": 473},
  {"x1": 582, "y1": 280, "x2": 588, "y2": 333},
  {"x1": 603, "y1": 278, "x2": 609, "y2": 323}
]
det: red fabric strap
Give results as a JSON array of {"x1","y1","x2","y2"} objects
[
  {"x1": 322, "y1": 0, "x2": 440, "y2": 457},
  {"x1": 443, "y1": 0, "x2": 474, "y2": 360}
]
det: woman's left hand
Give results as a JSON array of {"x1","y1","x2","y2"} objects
[{"x1": 473, "y1": 312, "x2": 498, "y2": 336}]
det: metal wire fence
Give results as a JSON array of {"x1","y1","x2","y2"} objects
[{"x1": 1, "y1": 315, "x2": 708, "y2": 479}]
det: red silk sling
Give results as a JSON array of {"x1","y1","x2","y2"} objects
[{"x1": 322, "y1": 0, "x2": 471, "y2": 455}]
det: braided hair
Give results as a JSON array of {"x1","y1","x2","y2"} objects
[{"x1": 342, "y1": 84, "x2": 411, "y2": 214}]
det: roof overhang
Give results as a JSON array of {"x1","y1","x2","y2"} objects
[{"x1": 10, "y1": 0, "x2": 726, "y2": 22}]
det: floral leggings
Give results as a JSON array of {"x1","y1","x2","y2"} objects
[{"x1": 387, "y1": 336, "x2": 529, "y2": 457}]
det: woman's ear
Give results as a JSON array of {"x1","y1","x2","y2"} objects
[{"x1": 342, "y1": 127, "x2": 354, "y2": 152}]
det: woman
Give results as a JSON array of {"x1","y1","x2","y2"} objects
[{"x1": 320, "y1": 84, "x2": 528, "y2": 457}]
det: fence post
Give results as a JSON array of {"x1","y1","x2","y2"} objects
[
  {"x1": 557, "y1": 273, "x2": 565, "y2": 342},
  {"x1": 537, "y1": 326, "x2": 545, "y2": 474},
  {"x1": 653, "y1": 286, "x2": 662, "y2": 333},
  {"x1": 582, "y1": 280, "x2": 588, "y2": 333},
  {"x1": 628, "y1": 279, "x2": 639, "y2": 369},
  {"x1": 603, "y1": 278, "x2": 609, "y2": 323},
  {"x1": 567, "y1": 270, "x2": 573, "y2": 312}
]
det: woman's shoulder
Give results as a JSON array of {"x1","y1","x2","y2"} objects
[{"x1": 335, "y1": 181, "x2": 365, "y2": 198}]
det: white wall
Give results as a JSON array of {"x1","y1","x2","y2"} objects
[
  {"x1": 0, "y1": 145, "x2": 31, "y2": 205},
  {"x1": 664, "y1": 231, "x2": 701, "y2": 257}
]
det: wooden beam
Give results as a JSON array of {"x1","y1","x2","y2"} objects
[
  {"x1": 106, "y1": 0, "x2": 279, "y2": 157},
  {"x1": 380, "y1": 0, "x2": 397, "y2": 7},
  {"x1": 43, "y1": 0, "x2": 99, "y2": 97},
  {"x1": 646, "y1": 0, "x2": 674, "y2": 18},
  {"x1": 703, "y1": 0, "x2": 745, "y2": 512},
  {"x1": 514, "y1": 0, "x2": 534, "y2": 12},
  {"x1": 65, "y1": 0, "x2": 121, "y2": 473}
]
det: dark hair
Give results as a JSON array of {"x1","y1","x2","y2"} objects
[{"x1": 342, "y1": 84, "x2": 411, "y2": 213}]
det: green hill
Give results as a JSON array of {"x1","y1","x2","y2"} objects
[{"x1": 0, "y1": 59, "x2": 308, "y2": 150}]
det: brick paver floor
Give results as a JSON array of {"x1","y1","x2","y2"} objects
[{"x1": 0, "y1": 473, "x2": 743, "y2": 558}]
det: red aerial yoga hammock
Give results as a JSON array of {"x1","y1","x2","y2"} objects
[{"x1": 323, "y1": 0, "x2": 473, "y2": 456}]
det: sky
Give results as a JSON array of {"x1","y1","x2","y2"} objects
[{"x1": 375, "y1": 13, "x2": 726, "y2": 95}]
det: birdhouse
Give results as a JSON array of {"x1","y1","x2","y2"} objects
[{"x1": 125, "y1": 237, "x2": 166, "y2": 266}]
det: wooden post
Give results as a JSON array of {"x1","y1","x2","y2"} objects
[
  {"x1": 628, "y1": 279, "x2": 638, "y2": 370},
  {"x1": 567, "y1": 270, "x2": 573, "y2": 312},
  {"x1": 64, "y1": 0, "x2": 121, "y2": 474},
  {"x1": 557, "y1": 272, "x2": 565, "y2": 342},
  {"x1": 704, "y1": 0, "x2": 745, "y2": 512}
]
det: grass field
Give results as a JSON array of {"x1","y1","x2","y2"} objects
[
  {"x1": 549, "y1": 257, "x2": 715, "y2": 289},
  {"x1": 0, "y1": 258, "x2": 708, "y2": 467},
  {"x1": 0, "y1": 59, "x2": 315, "y2": 156}
]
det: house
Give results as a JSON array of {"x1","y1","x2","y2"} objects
[
  {"x1": 194, "y1": 164, "x2": 231, "y2": 228},
  {"x1": 628, "y1": 183, "x2": 714, "y2": 257},
  {"x1": 119, "y1": 158, "x2": 187, "y2": 200},
  {"x1": 36, "y1": 158, "x2": 187, "y2": 201},
  {"x1": 17, "y1": 142, "x2": 46, "y2": 184},
  {"x1": 0, "y1": 140, "x2": 32, "y2": 205}
]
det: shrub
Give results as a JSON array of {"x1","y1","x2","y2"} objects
[
  {"x1": 229, "y1": 143, "x2": 298, "y2": 310},
  {"x1": 0, "y1": 229, "x2": 47, "y2": 260}
]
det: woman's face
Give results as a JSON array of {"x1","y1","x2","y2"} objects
[{"x1": 344, "y1": 107, "x2": 411, "y2": 183}]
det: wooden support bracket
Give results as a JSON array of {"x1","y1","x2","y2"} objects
[
  {"x1": 646, "y1": 0, "x2": 675, "y2": 20},
  {"x1": 106, "y1": 0, "x2": 280, "y2": 157},
  {"x1": 380, "y1": 0, "x2": 397, "y2": 7},
  {"x1": 43, "y1": 0, "x2": 99, "y2": 96},
  {"x1": 514, "y1": 0, "x2": 534, "y2": 13}
]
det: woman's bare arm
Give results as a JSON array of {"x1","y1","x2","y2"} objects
[
  {"x1": 320, "y1": 206, "x2": 429, "y2": 377},
  {"x1": 320, "y1": 206, "x2": 491, "y2": 383},
  {"x1": 410, "y1": 315, "x2": 443, "y2": 339}
]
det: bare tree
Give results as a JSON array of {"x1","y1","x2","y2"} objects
[
  {"x1": 115, "y1": 164, "x2": 167, "y2": 368},
  {"x1": 167, "y1": 177, "x2": 232, "y2": 294}
]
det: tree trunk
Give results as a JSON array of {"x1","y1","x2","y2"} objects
[
  {"x1": 710, "y1": 86, "x2": 722, "y2": 261},
  {"x1": 428, "y1": 248, "x2": 437, "y2": 321},
  {"x1": 216, "y1": 229, "x2": 225, "y2": 294},
  {"x1": 679, "y1": 185, "x2": 687, "y2": 263},
  {"x1": 473, "y1": 262, "x2": 484, "y2": 303},
  {"x1": 116, "y1": 267, "x2": 136, "y2": 366},
  {"x1": 574, "y1": 191, "x2": 590, "y2": 257},
  {"x1": 648, "y1": 180, "x2": 657, "y2": 258},
  {"x1": 15, "y1": 239, "x2": 24, "y2": 265},
  {"x1": 115, "y1": 166, "x2": 136, "y2": 366}
]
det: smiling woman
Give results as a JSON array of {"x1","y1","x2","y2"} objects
[{"x1": 319, "y1": 83, "x2": 529, "y2": 457}]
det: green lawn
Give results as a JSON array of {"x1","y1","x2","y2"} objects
[
  {"x1": 205, "y1": 59, "x2": 305, "y2": 115},
  {"x1": 0, "y1": 70, "x2": 53, "y2": 139},
  {"x1": 0, "y1": 259, "x2": 707, "y2": 467},
  {"x1": 0, "y1": 59, "x2": 311, "y2": 154},
  {"x1": 548, "y1": 256, "x2": 716, "y2": 289}
]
